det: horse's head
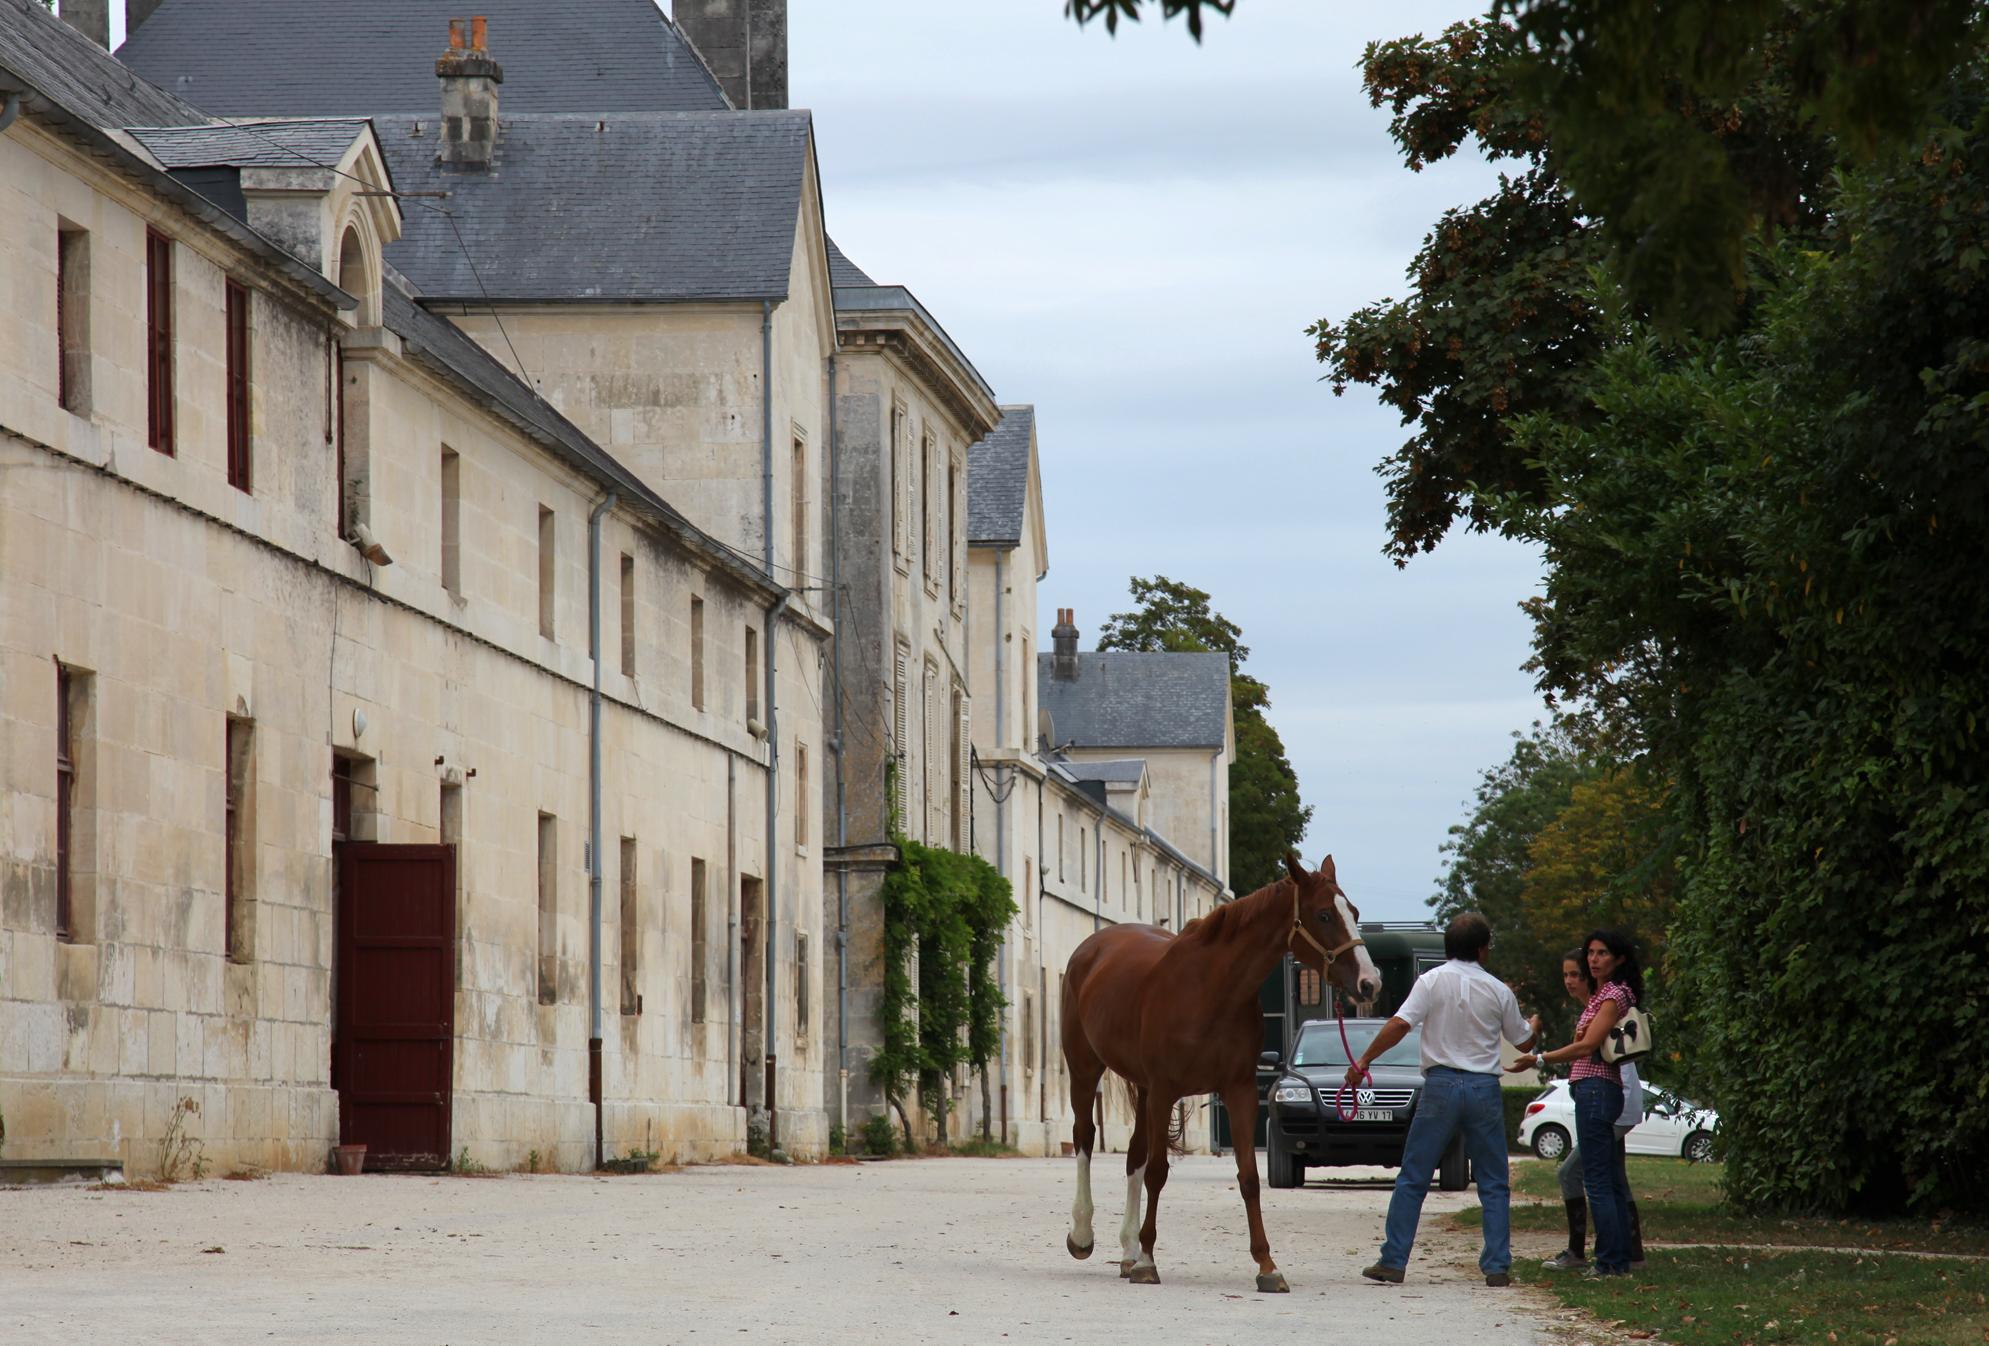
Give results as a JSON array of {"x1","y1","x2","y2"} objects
[{"x1": 1284, "y1": 852, "x2": 1383, "y2": 1006}]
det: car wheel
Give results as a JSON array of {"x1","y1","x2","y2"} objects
[
  {"x1": 1684, "y1": 1130, "x2": 1715, "y2": 1164},
  {"x1": 1266, "y1": 1129, "x2": 1301, "y2": 1189},
  {"x1": 1438, "y1": 1136, "x2": 1470, "y2": 1191},
  {"x1": 1531, "y1": 1124, "x2": 1571, "y2": 1162}
]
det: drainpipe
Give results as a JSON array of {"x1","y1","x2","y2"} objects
[
  {"x1": 829, "y1": 353, "x2": 850, "y2": 1144},
  {"x1": 0, "y1": 92, "x2": 22, "y2": 136},
  {"x1": 993, "y1": 550, "x2": 1008, "y2": 1144},
  {"x1": 587, "y1": 490, "x2": 617, "y2": 1171},
  {"x1": 761, "y1": 300, "x2": 776, "y2": 578},
  {"x1": 763, "y1": 589, "x2": 794, "y2": 1152}
]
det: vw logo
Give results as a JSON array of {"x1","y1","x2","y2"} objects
[{"x1": 1357, "y1": 1088, "x2": 1376, "y2": 1107}]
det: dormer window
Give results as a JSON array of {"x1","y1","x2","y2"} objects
[{"x1": 335, "y1": 226, "x2": 380, "y2": 328}]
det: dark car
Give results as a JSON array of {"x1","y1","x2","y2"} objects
[{"x1": 1262, "y1": 1018, "x2": 1471, "y2": 1191}]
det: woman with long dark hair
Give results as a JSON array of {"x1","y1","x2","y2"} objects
[
  {"x1": 1511, "y1": 929, "x2": 1643, "y2": 1277},
  {"x1": 1541, "y1": 946, "x2": 1644, "y2": 1271}
]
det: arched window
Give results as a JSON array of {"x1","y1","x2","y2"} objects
[{"x1": 335, "y1": 225, "x2": 378, "y2": 327}]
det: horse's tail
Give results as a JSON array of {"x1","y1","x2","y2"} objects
[{"x1": 1167, "y1": 1099, "x2": 1190, "y2": 1158}]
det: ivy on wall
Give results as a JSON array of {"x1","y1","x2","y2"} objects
[{"x1": 869, "y1": 764, "x2": 1017, "y2": 1148}]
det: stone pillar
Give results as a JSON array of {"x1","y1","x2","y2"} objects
[
  {"x1": 674, "y1": 0, "x2": 787, "y2": 110},
  {"x1": 60, "y1": 0, "x2": 109, "y2": 47}
]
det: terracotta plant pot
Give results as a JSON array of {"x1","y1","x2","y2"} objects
[{"x1": 332, "y1": 1144, "x2": 367, "y2": 1176}]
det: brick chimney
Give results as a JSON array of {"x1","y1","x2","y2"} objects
[
  {"x1": 673, "y1": 0, "x2": 787, "y2": 110},
  {"x1": 436, "y1": 16, "x2": 503, "y2": 167},
  {"x1": 59, "y1": 0, "x2": 109, "y2": 47},
  {"x1": 1051, "y1": 608, "x2": 1080, "y2": 683}
]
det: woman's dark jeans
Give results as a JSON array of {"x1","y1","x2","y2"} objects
[{"x1": 1571, "y1": 1077, "x2": 1633, "y2": 1273}]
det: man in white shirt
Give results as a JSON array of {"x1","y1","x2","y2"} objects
[{"x1": 1344, "y1": 912, "x2": 1539, "y2": 1286}]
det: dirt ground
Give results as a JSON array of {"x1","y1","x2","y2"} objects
[{"x1": 2, "y1": 1155, "x2": 1571, "y2": 1345}]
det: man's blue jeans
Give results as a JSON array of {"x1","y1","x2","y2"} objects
[
  {"x1": 1572, "y1": 1077, "x2": 1633, "y2": 1273},
  {"x1": 1378, "y1": 1067, "x2": 1512, "y2": 1274}
]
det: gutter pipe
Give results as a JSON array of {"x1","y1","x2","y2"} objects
[
  {"x1": 763, "y1": 589, "x2": 793, "y2": 1151},
  {"x1": 829, "y1": 353, "x2": 850, "y2": 1143},
  {"x1": 0, "y1": 91, "x2": 22, "y2": 135},
  {"x1": 587, "y1": 490, "x2": 618, "y2": 1171}
]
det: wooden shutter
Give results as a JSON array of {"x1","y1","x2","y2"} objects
[
  {"x1": 145, "y1": 229, "x2": 174, "y2": 454},
  {"x1": 892, "y1": 647, "x2": 909, "y2": 831},
  {"x1": 225, "y1": 280, "x2": 251, "y2": 491},
  {"x1": 949, "y1": 457, "x2": 964, "y2": 609},
  {"x1": 954, "y1": 689, "x2": 970, "y2": 850}
]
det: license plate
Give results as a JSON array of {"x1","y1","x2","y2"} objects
[{"x1": 1352, "y1": 1108, "x2": 1392, "y2": 1122}]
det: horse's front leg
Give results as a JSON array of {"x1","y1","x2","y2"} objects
[
  {"x1": 1220, "y1": 1079, "x2": 1289, "y2": 1293},
  {"x1": 1128, "y1": 1091, "x2": 1176, "y2": 1285}
]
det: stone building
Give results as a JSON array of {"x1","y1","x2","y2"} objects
[
  {"x1": 0, "y1": 0, "x2": 825, "y2": 1172},
  {"x1": 117, "y1": 0, "x2": 837, "y2": 1150},
  {"x1": 965, "y1": 411, "x2": 1232, "y2": 1157}
]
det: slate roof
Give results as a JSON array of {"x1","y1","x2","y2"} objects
[
  {"x1": 968, "y1": 406, "x2": 1033, "y2": 547},
  {"x1": 826, "y1": 237, "x2": 875, "y2": 288},
  {"x1": 1062, "y1": 760, "x2": 1148, "y2": 785},
  {"x1": 117, "y1": 0, "x2": 729, "y2": 116},
  {"x1": 0, "y1": 0, "x2": 206, "y2": 127},
  {"x1": 1039, "y1": 652, "x2": 1230, "y2": 750},
  {"x1": 366, "y1": 111, "x2": 810, "y2": 303},
  {"x1": 126, "y1": 118, "x2": 373, "y2": 168}
]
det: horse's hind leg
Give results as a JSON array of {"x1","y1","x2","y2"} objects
[
  {"x1": 1065, "y1": 1041, "x2": 1104, "y2": 1260},
  {"x1": 1119, "y1": 1088, "x2": 1150, "y2": 1275}
]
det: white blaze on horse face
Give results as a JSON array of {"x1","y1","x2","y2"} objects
[
  {"x1": 1335, "y1": 892, "x2": 1384, "y2": 998},
  {"x1": 1120, "y1": 1163, "x2": 1145, "y2": 1263},
  {"x1": 1071, "y1": 1149, "x2": 1095, "y2": 1249}
]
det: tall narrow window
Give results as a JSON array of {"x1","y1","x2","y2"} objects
[
  {"x1": 335, "y1": 347, "x2": 348, "y2": 538},
  {"x1": 537, "y1": 506, "x2": 556, "y2": 639},
  {"x1": 689, "y1": 857, "x2": 709, "y2": 1025},
  {"x1": 947, "y1": 458, "x2": 961, "y2": 607},
  {"x1": 54, "y1": 663, "x2": 76, "y2": 942},
  {"x1": 619, "y1": 837, "x2": 639, "y2": 1015},
  {"x1": 1080, "y1": 827, "x2": 1087, "y2": 891},
  {"x1": 890, "y1": 404, "x2": 908, "y2": 563},
  {"x1": 56, "y1": 224, "x2": 90, "y2": 414},
  {"x1": 1057, "y1": 815, "x2": 1065, "y2": 880},
  {"x1": 921, "y1": 663, "x2": 935, "y2": 842},
  {"x1": 619, "y1": 553, "x2": 636, "y2": 677},
  {"x1": 795, "y1": 742, "x2": 810, "y2": 849},
  {"x1": 892, "y1": 645, "x2": 910, "y2": 828},
  {"x1": 795, "y1": 931, "x2": 810, "y2": 1042},
  {"x1": 920, "y1": 431, "x2": 935, "y2": 583},
  {"x1": 791, "y1": 433, "x2": 808, "y2": 581},
  {"x1": 145, "y1": 229, "x2": 174, "y2": 454},
  {"x1": 1024, "y1": 858, "x2": 1034, "y2": 929},
  {"x1": 690, "y1": 595, "x2": 706, "y2": 710},
  {"x1": 744, "y1": 626, "x2": 760, "y2": 726},
  {"x1": 955, "y1": 688, "x2": 970, "y2": 850},
  {"x1": 1021, "y1": 636, "x2": 1032, "y2": 744},
  {"x1": 537, "y1": 813, "x2": 557, "y2": 1004},
  {"x1": 225, "y1": 279, "x2": 251, "y2": 491},
  {"x1": 224, "y1": 718, "x2": 254, "y2": 961},
  {"x1": 440, "y1": 447, "x2": 461, "y2": 595}
]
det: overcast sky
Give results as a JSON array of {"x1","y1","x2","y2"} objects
[{"x1": 791, "y1": 1, "x2": 1548, "y2": 922}]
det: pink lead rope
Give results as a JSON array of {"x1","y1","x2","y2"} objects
[{"x1": 1330, "y1": 994, "x2": 1371, "y2": 1123}]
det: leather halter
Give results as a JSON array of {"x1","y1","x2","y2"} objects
[{"x1": 1290, "y1": 882, "x2": 1364, "y2": 966}]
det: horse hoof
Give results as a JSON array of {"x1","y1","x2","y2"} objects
[
  {"x1": 1067, "y1": 1235, "x2": 1094, "y2": 1261},
  {"x1": 1128, "y1": 1264, "x2": 1161, "y2": 1285},
  {"x1": 1118, "y1": 1261, "x2": 1133, "y2": 1278},
  {"x1": 1256, "y1": 1271, "x2": 1290, "y2": 1294}
]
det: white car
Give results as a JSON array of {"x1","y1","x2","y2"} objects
[{"x1": 1517, "y1": 1079, "x2": 1719, "y2": 1164}]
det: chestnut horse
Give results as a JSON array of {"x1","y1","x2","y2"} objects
[{"x1": 1060, "y1": 853, "x2": 1381, "y2": 1291}]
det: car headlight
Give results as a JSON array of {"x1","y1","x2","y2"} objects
[{"x1": 1271, "y1": 1084, "x2": 1311, "y2": 1104}]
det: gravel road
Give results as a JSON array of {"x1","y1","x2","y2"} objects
[{"x1": 2, "y1": 1155, "x2": 1564, "y2": 1345}]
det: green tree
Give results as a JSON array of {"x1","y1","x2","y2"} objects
[{"x1": 1097, "y1": 576, "x2": 1312, "y2": 894}]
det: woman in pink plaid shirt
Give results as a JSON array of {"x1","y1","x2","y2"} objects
[{"x1": 1509, "y1": 929, "x2": 1644, "y2": 1277}]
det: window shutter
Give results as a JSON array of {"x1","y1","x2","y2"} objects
[
  {"x1": 891, "y1": 407, "x2": 906, "y2": 560},
  {"x1": 955, "y1": 690, "x2": 970, "y2": 850},
  {"x1": 892, "y1": 647, "x2": 909, "y2": 831},
  {"x1": 922, "y1": 666, "x2": 935, "y2": 842},
  {"x1": 950, "y1": 458, "x2": 965, "y2": 609}
]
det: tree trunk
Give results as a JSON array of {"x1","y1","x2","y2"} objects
[{"x1": 979, "y1": 1063, "x2": 993, "y2": 1143}]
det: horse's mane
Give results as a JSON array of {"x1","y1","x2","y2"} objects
[{"x1": 1177, "y1": 875, "x2": 1291, "y2": 943}]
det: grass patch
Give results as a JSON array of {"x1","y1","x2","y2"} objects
[
  {"x1": 1461, "y1": 1158, "x2": 1989, "y2": 1257},
  {"x1": 1515, "y1": 1247, "x2": 1989, "y2": 1346}
]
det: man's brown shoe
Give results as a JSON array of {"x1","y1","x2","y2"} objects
[
  {"x1": 1485, "y1": 1272, "x2": 1511, "y2": 1287},
  {"x1": 1362, "y1": 1262, "x2": 1405, "y2": 1284}
]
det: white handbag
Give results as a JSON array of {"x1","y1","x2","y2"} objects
[{"x1": 1599, "y1": 1004, "x2": 1653, "y2": 1064}]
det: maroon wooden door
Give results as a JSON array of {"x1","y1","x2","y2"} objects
[{"x1": 336, "y1": 843, "x2": 455, "y2": 1170}]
